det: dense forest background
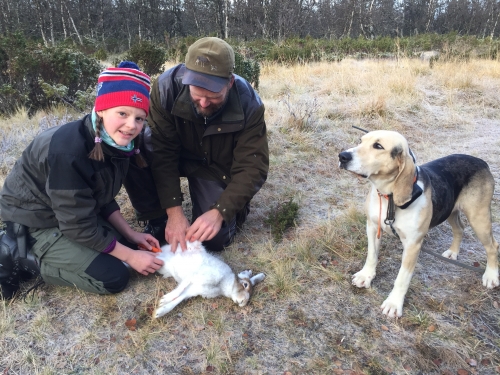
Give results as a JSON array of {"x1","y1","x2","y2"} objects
[
  {"x1": 1, "y1": 0, "x2": 500, "y2": 116},
  {"x1": 1, "y1": 0, "x2": 499, "y2": 50}
]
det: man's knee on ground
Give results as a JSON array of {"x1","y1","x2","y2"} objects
[{"x1": 85, "y1": 253, "x2": 130, "y2": 294}]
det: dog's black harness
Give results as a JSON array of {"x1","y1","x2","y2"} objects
[{"x1": 377, "y1": 168, "x2": 421, "y2": 238}]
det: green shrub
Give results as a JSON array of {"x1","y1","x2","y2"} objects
[
  {"x1": 94, "y1": 47, "x2": 108, "y2": 61},
  {"x1": 165, "y1": 35, "x2": 197, "y2": 61},
  {"x1": 73, "y1": 87, "x2": 96, "y2": 112},
  {"x1": 124, "y1": 40, "x2": 166, "y2": 76},
  {"x1": 234, "y1": 49, "x2": 260, "y2": 89},
  {"x1": 265, "y1": 198, "x2": 300, "y2": 242},
  {"x1": 0, "y1": 32, "x2": 101, "y2": 116}
]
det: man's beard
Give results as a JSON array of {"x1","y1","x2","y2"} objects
[{"x1": 191, "y1": 91, "x2": 229, "y2": 118}]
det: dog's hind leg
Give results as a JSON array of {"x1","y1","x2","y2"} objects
[
  {"x1": 462, "y1": 201, "x2": 499, "y2": 289},
  {"x1": 442, "y1": 210, "x2": 464, "y2": 260},
  {"x1": 459, "y1": 171, "x2": 499, "y2": 289}
]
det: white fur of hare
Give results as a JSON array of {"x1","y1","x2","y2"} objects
[{"x1": 154, "y1": 241, "x2": 265, "y2": 319}]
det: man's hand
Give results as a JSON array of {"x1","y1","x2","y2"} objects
[
  {"x1": 165, "y1": 206, "x2": 190, "y2": 251},
  {"x1": 186, "y1": 209, "x2": 223, "y2": 243}
]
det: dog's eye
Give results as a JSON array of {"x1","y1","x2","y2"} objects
[{"x1": 373, "y1": 143, "x2": 384, "y2": 150}]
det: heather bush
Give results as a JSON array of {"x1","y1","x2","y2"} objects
[
  {"x1": 0, "y1": 32, "x2": 101, "y2": 116},
  {"x1": 265, "y1": 198, "x2": 300, "y2": 242},
  {"x1": 234, "y1": 49, "x2": 260, "y2": 89},
  {"x1": 124, "y1": 40, "x2": 166, "y2": 76}
]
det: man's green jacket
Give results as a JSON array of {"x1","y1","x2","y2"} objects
[{"x1": 148, "y1": 63, "x2": 269, "y2": 223}]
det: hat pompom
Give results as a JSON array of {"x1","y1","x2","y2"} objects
[{"x1": 118, "y1": 61, "x2": 141, "y2": 70}]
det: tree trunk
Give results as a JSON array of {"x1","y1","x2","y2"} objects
[
  {"x1": 129, "y1": 26, "x2": 133, "y2": 49},
  {"x1": 100, "y1": 0, "x2": 105, "y2": 43},
  {"x1": 48, "y1": 0, "x2": 55, "y2": 46},
  {"x1": 424, "y1": 0, "x2": 433, "y2": 32},
  {"x1": 260, "y1": 0, "x2": 269, "y2": 38},
  {"x1": 224, "y1": 0, "x2": 229, "y2": 39},
  {"x1": 65, "y1": 2, "x2": 83, "y2": 45},
  {"x1": 34, "y1": 0, "x2": 49, "y2": 47},
  {"x1": 491, "y1": 12, "x2": 499, "y2": 38},
  {"x1": 139, "y1": 13, "x2": 142, "y2": 40},
  {"x1": 0, "y1": 0, "x2": 10, "y2": 35},
  {"x1": 60, "y1": 0, "x2": 67, "y2": 39},
  {"x1": 347, "y1": 9, "x2": 355, "y2": 38}
]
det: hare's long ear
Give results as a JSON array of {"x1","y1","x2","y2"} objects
[
  {"x1": 238, "y1": 270, "x2": 252, "y2": 279},
  {"x1": 250, "y1": 273, "x2": 266, "y2": 286},
  {"x1": 392, "y1": 145, "x2": 416, "y2": 207}
]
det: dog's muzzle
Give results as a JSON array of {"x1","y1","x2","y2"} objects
[{"x1": 338, "y1": 151, "x2": 352, "y2": 169}]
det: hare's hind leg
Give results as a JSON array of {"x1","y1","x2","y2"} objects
[
  {"x1": 154, "y1": 283, "x2": 199, "y2": 318},
  {"x1": 155, "y1": 280, "x2": 191, "y2": 318},
  {"x1": 155, "y1": 297, "x2": 184, "y2": 318},
  {"x1": 159, "y1": 279, "x2": 191, "y2": 305}
]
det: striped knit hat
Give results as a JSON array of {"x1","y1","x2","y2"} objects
[{"x1": 95, "y1": 61, "x2": 151, "y2": 115}]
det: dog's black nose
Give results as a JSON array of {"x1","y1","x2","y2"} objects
[{"x1": 339, "y1": 151, "x2": 352, "y2": 163}]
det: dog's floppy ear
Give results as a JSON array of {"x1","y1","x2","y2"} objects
[{"x1": 392, "y1": 145, "x2": 416, "y2": 206}]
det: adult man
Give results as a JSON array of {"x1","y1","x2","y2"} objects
[{"x1": 126, "y1": 37, "x2": 269, "y2": 252}]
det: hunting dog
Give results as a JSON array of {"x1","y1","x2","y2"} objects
[{"x1": 338, "y1": 130, "x2": 499, "y2": 317}]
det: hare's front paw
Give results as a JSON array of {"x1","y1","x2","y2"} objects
[{"x1": 352, "y1": 268, "x2": 375, "y2": 288}]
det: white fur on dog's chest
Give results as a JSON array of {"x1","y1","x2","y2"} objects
[{"x1": 367, "y1": 184, "x2": 428, "y2": 238}]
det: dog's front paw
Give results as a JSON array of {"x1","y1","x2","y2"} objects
[
  {"x1": 352, "y1": 269, "x2": 376, "y2": 288},
  {"x1": 380, "y1": 293, "x2": 404, "y2": 318},
  {"x1": 441, "y1": 249, "x2": 458, "y2": 260},
  {"x1": 482, "y1": 267, "x2": 499, "y2": 289}
]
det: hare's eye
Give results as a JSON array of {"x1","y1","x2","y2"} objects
[{"x1": 243, "y1": 282, "x2": 249, "y2": 288}]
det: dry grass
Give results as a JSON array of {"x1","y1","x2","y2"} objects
[{"x1": 1, "y1": 57, "x2": 500, "y2": 374}]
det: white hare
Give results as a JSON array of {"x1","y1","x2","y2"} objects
[{"x1": 154, "y1": 241, "x2": 265, "y2": 319}]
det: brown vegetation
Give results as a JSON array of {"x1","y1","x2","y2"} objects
[{"x1": 1, "y1": 57, "x2": 500, "y2": 374}]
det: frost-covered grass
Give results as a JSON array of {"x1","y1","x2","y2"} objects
[{"x1": 1, "y1": 58, "x2": 500, "y2": 374}]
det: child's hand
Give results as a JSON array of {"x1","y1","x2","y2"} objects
[
  {"x1": 128, "y1": 250, "x2": 163, "y2": 275},
  {"x1": 128, "y1": 231, "x2": 160, "y2": 251},
  {"x1": 138, "y1": 243, "x2": 161, "y2": 253}
]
